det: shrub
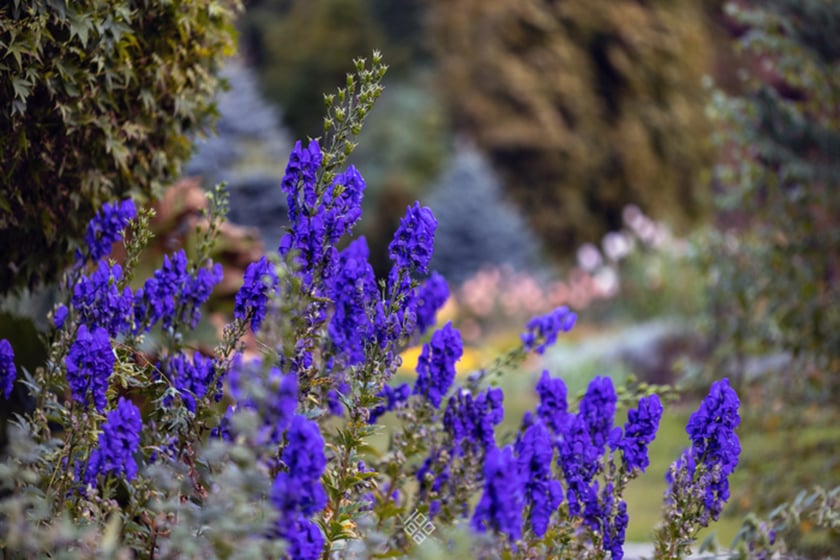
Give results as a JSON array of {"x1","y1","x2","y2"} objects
[
  {"x1": 0, "y1": 53, "x2": 743, "y2": 559},
  {"x1": 694, "y1": 6, "x2": 840, "y2": 548},
  {"x1": 0, "y1": 0, "x2": 241, "y2": 293},
  {"x1": 426, "y1": 0, "x2": 715, "y2": 260}
]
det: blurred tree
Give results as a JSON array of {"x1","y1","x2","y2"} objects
[
  {"x1": 185, "y1": 58, "x2": 293, "y2": 250},
  {"x1": 698, "y1": 3, "x2": 840, "y2": 550},
  {"x1": 423, "y1": 142, "x2": 542, "y2": 284},
  {"x1": 239, "y1": 0, "x2": 384, "y2": 139},
  {"x1": 704, "y1": 0, "x2": 840, "y2": 394},
  {"x1": 427, "y1": 0, "x2": 717, "y2": 258},
  {"x1": 353, "y1": 78, "x2": 451, "y2": 276},
  {"x1": 0, "y1": 1, "x2": 241, "y2": 294}
]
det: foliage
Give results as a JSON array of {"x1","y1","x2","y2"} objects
[
  {"x1": 731, "y1": 485, "x2": 840, "y2": 559},
  {"x1": 0, "y1": 53, "x2": 743, "y2": 559},
  {"x1": 688, "y1": 3, "x2": 840, "y2": 555},
  {"x1": 240, "y1": 0, "x2": 384, "y2": 140},
  {"x1": 700, "y1": 0, "x2": 840, "y2": 394},
  {"x1": 427, "y1": 0, "x2": 715, "y2": 260},
  {"x1": 0, "y1": 0, "x2": 241, "y2": 294},
  {"x1": 423, "y1": 143, "x2": 542, "y2": 284},
  {"x1": 185, "y1": 58, "x2": 292, "y2": 188}
]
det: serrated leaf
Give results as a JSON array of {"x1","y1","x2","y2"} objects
[
  {"x1": 68, "y1": 12, "x2": 92, "y2": 47},
  {"x1": 12, "y1": 78, "x2": 32, "y2": 101}
]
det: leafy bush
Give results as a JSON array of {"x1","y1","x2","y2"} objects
[
  {"x1": 0, "y1": 0, "x2": 241, "y2": 293},
  {"x1": 0, "y1": 53, "x2": 747, "y2": 559},
  {"x1": 701, "y1": 0, "x2": 840, "y2": 393},
  {"x1": 427, "y1": 0, "x2": 715, "y2": 260},
  {"x1": 690, "y1": 3, "x2": 840, "y2": 554}
]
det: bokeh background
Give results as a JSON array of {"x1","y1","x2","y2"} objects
[{"x1": 2, "y1": 0, "x2": 838, "y2": 554}]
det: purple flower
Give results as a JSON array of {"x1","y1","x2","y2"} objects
[
  {"x1": 388, "y1": 202, "x2": 437, "y2": 275},
  {"x1": 65, "y1": 325, "x2": 114, "y2": 412},
  {"x1": 686, "y1": 378, "x2": 741, "y2": 475},
  {"x1": 443, "y1": 387, "x2": 504, "y2": 450},
  {"x1": 84, "y1": 397, "x2": 142, "y2": 484},
  {"x1": 0, "y1": 339, "x2": 16, "y2": 400},
  {"x1": 557, "y1": 415, "x2": 601, "y2": 517},
  {"x1": 413, "y1": 322, "x2": 463, "y2": 408},
  {"x1": 234, "y1": 256, "x2": 279, "y2": 332},
  {"x1": 536, "y1": 370, "x2": 570, "y2": 434},
  {"x1": 163, "y1": 352, "x2": 217, "y2": 413},
  {"x1": 515, "y1": 421, "x2": 563, "y2": 537},
  {"x1": 281, "y1": 140, "x2": 323, "y2": 224},
  {"x1": 369, "y1": 382, "x2": 411, "y2": 424},
  {"x1": 681, "y1": 378, "x2": 741, "y2": 521},
  {"x1": 328, "y1": 238, "x2": 378, "y2": 364},
  {"x1": 579, "y1": 376, "x2": 617, "y2": 452},
  {"x1": 323, "y1": 165, "x2": 366, "y2": 243},
  {"x1": 414, "y1": 272, "x2": 449, "y2": 334},
  {"x1": 72, "y1": 260, "x2": 134, "y2": 336},
  {"x1": 133, "y1": 250, "x2": 188, "y2": 332},
  {"x1": 54, "y1": 305, "x2": 68, "y2": 330},
  {"x1": 256, "y1": 368, "x2": 299, "y2": 445},
  {"x1": 271, "y1": 415, "x2": 327, "y2": 559},
  {"x1": 181, "y1": 262, "x2": 223, "y2": 329},
  {"x1": 611, "y1": 394, "x2": 663, "y2": 473},
  {"x1": 471, "y1": 445, "x2": 525, "y2": 541},
  {"x1": 521, "y1": 306, "x2": 577, "y2": 354},
  {"x1": 279, "y1": 517, "x2": 324, "y2": 560},
  {"x1": 606, "y1": 500, "x2": 629, "y2": 560},
  {"x1": 78, "y1": 199, "x2": 136, "y2": 264}
]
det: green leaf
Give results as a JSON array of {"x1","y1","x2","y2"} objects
[
  {"x1": 68, "y1": 11, "x2": 92, "y2": 47},
  {"x1": 11, "y1": 77, "x2": 31, "y2": 100}
]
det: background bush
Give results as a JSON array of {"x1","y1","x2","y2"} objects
[
  {"x1": 426, "y1": 0, "x2": 717, "y2": 258},
  {"x1": 0, "y1": 0, "x2": 241, "y2": 293}
]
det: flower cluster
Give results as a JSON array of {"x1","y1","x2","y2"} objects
[
  {"x1": 0, "y1": 339, "x2": 16, "y2": 400},
  {"x1": 443, "y1": 387, "x2": 505, "y2": 450},
  {"x1": 83, "y1": 397, "x2": 142, "y2": 484},
  {"x1": 535, "y1": 370, "x2": 570, "y2": 433},
  {"x1": 163, "y1": 352, "x2": 218, "y2": 413},
  {"x1": 77, "y1": 199, "x2": 136, "y2": 264},
  {"x1": 413, "y1": 322, "x2": 463, "y2": 408},
  {"x1": 681, "y1": 378, "x2": 741, "y2": 521},
  {"x1": 611, "y1": 394, "x2": 663, "y2": 473},
  {"x1": 521, "y1": 305, "x2": 577, "y2": 354},
  {"x1": 72, "y1": 260, "x2": 134, "y2": 336},
  {"x1": 278, "y1": 140, "x2": 367, "y2": 289},
  {"x1": 271, "y1": 415, "x2": 328, "y2": 560},
  {"x1": 471, "y1": 445, "x2": 525, "y2": 541},
  {"x1": 414, "y1": 272, "x2": 449, "y2": 335},
  {"x1": 234, "y1": 256, "x2": 279, "y2": 331},
  {"x1": 134, "y1": 250, "x2": 223, "y2": 332},
  {"x1": 369, "y1": 382, "x2": 411, "y2": 424},
  {"x1": 515, "y1": 421, "x2": 563, "y2": 537},
  {"x1": 327, "y1": 238, "x2": 381, "y2": 364},
  {"x1": 389, "y1": 202, "x2": 437, "y2": 276},
  {"x1": 65, "y1": 325, "x2": 115, "y2": 412},
  {"x1": 579, "y1": 376, "x2": 617, "y2": 452}
]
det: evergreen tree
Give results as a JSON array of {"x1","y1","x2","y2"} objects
[
  {"x1": 186, "y1": 59, "x2": 293, "y2": 250},
  {"x1": 424, "y1": 143, "x2": 542, "y2": 284}
]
